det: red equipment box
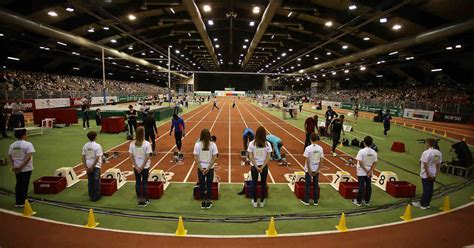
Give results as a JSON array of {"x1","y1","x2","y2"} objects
[
  {"x1": 294, "y1": 181, "x2": 320, "y2": 200},
  {"x1": 193, "y1": 182, "x2": 219, "y2": 200},
  {"x1": 386, "y1": 181, "x2": 416, "y2": 198},
  {"x1": 33, "y1": 176, "x2": 67, "y2": 194},
  {"x1": 391, "y1": 142, "x2": 406, "y2": 153},
  {"x1": 244, "y1": 181, "x2": 269, "y2": 199},
  {"x1": 339, "y1": 182, "x2": 359, "y2": 199},
  {"x1": 100, "y1": 178, "x2": 117, "y2": 196},
  {"x1": 147, "y1": 181, "x2": 164, "y2": 199}
]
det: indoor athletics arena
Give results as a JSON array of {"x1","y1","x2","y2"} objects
[{"x1": 1, "y1": 1, "x2": 473, "y2": 247}]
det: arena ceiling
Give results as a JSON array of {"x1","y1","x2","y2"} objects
[{"x1": 0, "y1": 0, "x2": 473, "y2": 88}]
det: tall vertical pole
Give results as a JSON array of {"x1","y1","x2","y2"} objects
[
  {"x1": 102, "y1": 48, "x2": 106, "y2": 106},
  {"x1": 168, "y1": 46, "x2": 171, "y2": 107}
]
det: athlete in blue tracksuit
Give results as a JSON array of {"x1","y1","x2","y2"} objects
[
  {"x1": 242, "y1": 128, "x2": 255, "y2": 150},
  {"x1": 266, "y1": 134, "x2": 283, "y2": 160}
]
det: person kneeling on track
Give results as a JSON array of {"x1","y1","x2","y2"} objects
[
  {"x1": 242, "y1": 127, "x2": 255, "y2": 151},
  {"x1": 412, "y1": 138, "x2": 442, "y2": 210},
  {"x1": 82, "y1": 131, "x2": 103, "y2": 202},
  {"x1": 248, "y1": 126, "x2": 272, "y2": 208},
  {"x1": 194, "y1": 129, "x2": 218, "y2": 209},
  {"x1": 129, "y1": 127, "x2": 152, "y2": 207},
  {"x1": 8, "y1": 128, "x2": 35, "y2": 208},
  {"x1": 266, "y1": 134, "x2": 283, "y2": 161},
  {"x1": 301, "y1": 133, "x2": 324, "y2": 206},
  {"x1": 328, "y1": 115, "x2": 345, "y2": 156},
  {"x1": 353, "y1": 136, "x2": 378, "y2": 207}
]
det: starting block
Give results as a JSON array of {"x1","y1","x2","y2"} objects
[
  {"x1": 374, "y1": 171, "x2": 398, "y2": 191},
  {"x1": 285, "y1": 171, "x2": 306, "y2": 192},
  {"x1": 240, "y1": 150, "x2": 250, "y2": 166},
  {"x1": 342, "y1": 125, "x2": 353, "y2": 132},
  {"x1": 329, "y1": 171, "x2": 353, "y2": 191},
  {"x1": 278, "y1": 154, "x2": 290, "y2": 166},
  {"x1": 171, "y1": 152, "x2": 184, "y2": 164},
  {"x1": 54, "y1": 167, "x2": 80, "y2": 188},
  {"x1": 102, "y1": 168, "x2": 127, "y2": 189},
  {"x1": 148, "y1": 169, "x2": 172, "y2": 190}
]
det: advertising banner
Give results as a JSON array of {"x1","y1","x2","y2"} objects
[
  {"x1": 321, "y1": 100, "x2": 341, "y2": 108},
  {"x1": 0, "y1": 99, "x2": 35, "y2": 111},
  {"x1": 403, "y1": 108, "x2": 434, "y2": 121},
  {"x1": 91, "y1": 96, "x2": 117, "y2": 105},
  {"x1": 433, "y1": 112, "x2": 473, "y2": 124},
  {"x1": 34, "y1": 98, "x2": 70, "y2": 109}
]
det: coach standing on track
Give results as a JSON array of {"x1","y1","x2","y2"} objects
[
  {"x1": 383, "y1": 110, "x2": 392, "y2": 136},
  {"x1": 328, "y1": 115, "x2": 345, "y2": 156},
  {"x1": 304, "y1": 115, "x2": 318, "y2": 150},
  {"x1": 144, "y1": 112, "x2": 158, "y2": 156},
  {"x1": 325, "y1": 106, "x2": 338, "y2": 136},
  {"x1": 247, "y1": 127, "x2": 272, "y2": 208},
  {"x1": 8, "y1": 128, "x2": 35, "y2": 208},
  {"x1": 81, "y1": 131, "x2": 103, "y2": 201},
  {"x1": 412, "y1": 139, "x2": 442, "y2": 210},
  {"x1": 126, "y1": 105, "x2": 138, "y2": 139},
  {"x1": 81, "y1": 101, "x2": 90, "y2": 130},
  {"x1": 194, "y1": 129, "x2": 218, "y2": 209},
  {"x1": 170, "y1": 114, "x2": 185, "y2": 153},
  {"x1": 129, "y1": 127, "x2": 152, "y2": 207},
  {"x1": 353, "y1": 136, "x2": 377, "y2": 207}
]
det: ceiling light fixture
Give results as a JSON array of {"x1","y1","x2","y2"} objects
[
  {"x1": 243, "y1": 45, "x2": 247, "y2": 49},
  {"x1": 215, "y1": 44, "x2": 220, "y2": 48},
  {"x1": 360, "y1": 66, "x2": 366, "y2": 71},
  {"x1": 446, "y1": 46, "x2": 453, "y2": 50},
  {"x1": 363, "y1": 37, "x2": 370, "y2": 41},
  {"x1": 342, "y1": 45, "x2": 348, "y2": 49},
  {"x1": 203, "y1": 4, "x2": 211, "y2": 12},
  {"x1": 103, "y1": 26, "x2": 109, "y2": 30},
  {"x1": 249, "y1": 21, "x2": 255, "y2": 26},
  {"x1": 455, "y1": 44, "x2": 462, "y2": 48},
  {"x1": 281, "y1": 53, "x2": 287, "y2": 57},
  {"x1": 344, "y1": 69, "x2": 349, "y2": 73},
  {"x1": 66, "y1": 7, "x2": 74, "y2": 12},
  {"x1": 207, "y1": 20, "x2": 214, "y2": 25},
  {"x1": 170, "y1": 8, "x2": 175, "y2": 14},
  {"x1": 389, "y1": 51, "x2": 398, "y2": 55},
  {"x1": 325, "y1": 21, "x2": 333, "y2": 27},
  {"x1": 379, "y1": 18, "x2": 387, "y2": 23},
  {"x1": 128, "y1": 14, "x2": 136, "y2": 21},
  {"x1": 213, "y1": 38, "x2": 218, "y2": 41},
  {"x1": 253, "y1": 6, "x2": 261, "y2": 14},
  {"x1": 47, "y1": 11, "x2": 58, "y2": 17},
  {"x1": 287, "y1": 11, "x2": 293, "y2": 18},
  {"x1": 348, "y1": 4, "x2": 357, "y2": 10},
  {"x1": 326, "y1": 52, "x2": 331, "y2": 55},
  {"x1": 431, "y1": 68, "x2": 442, "y2": 72},
  {"x1": 7, "y1": 56, "x2": 19, "y2": 61},
  {"x1": 392, "y1": 24, "x2": 402, "y2": 30},
  {"x1": 57, "y1": 41, "x2": 67, "y2": 46}
]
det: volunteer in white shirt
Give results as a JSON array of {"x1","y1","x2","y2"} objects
[
  {"x1": 353, "y1": 136, "x2": 378, "y2": 207},
  {"x1": 8, "y1": 128, "x2": 35, "y2": 208},
  {"x1": 301, "y1": 133, "x2": 324, "y2": 206},
  {"x1": 129, "y1": 127, "x2": 152, "y2": 207},
  {"x1": 247, "y1": 126, "x2": 272, "y2": 208},
  {"x1": 81, "y1": 131, "x2": 103, "y2": 201},
  {"x1": 193, "y1": 129, "x2": 218, "y2": 209},
  {"x1": 413, "y1": 139, "x2": 442, "y2": 209}
]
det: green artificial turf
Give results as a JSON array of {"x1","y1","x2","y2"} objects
[{"x1": 0, "y1": 102, "x2": 473, "y2": 235}]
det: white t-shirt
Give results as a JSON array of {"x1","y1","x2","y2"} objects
[
  {"x1": 81, "y1": 141, "x2": 103, "y2": 169},
  {"x1": 193, "y1": 141, "x2": 218, "y2": 169},
  {"x1": 303, "y1": 144, "x2": 324, "y2": 172},
  {"x1": 129, "y1": 141, "x2": 152, "y2": 169},
  {"x1": 356, "y1": 147, "x2": 378, "y2": 176},
  {"x1": 8, "y1": 140, "x2": 35, "y2": 172},
  {"x1": 247, "y1": 140, "x2": 272, "y2": 166},
  {"x1": 420, "y1": 148, "x2": 442, "y2": 178}
]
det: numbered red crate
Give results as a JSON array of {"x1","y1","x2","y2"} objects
[
  {"x1": 386, "y1": 181, "x2": 416, "y2": 198},
  {"x1": 339, "y1": 182, "x2": 359, "y2": 199},
  {"x1": 244, "y1": 181, "x2": 269, "y2": 199},
  {"x1": 147, "y1": 181, "x2": 164, "y2": 199},
  {"x1": 100, "y1": 178, "x2": 117, "y2": 196},
  {"x1": 294, "y1": 181, "x2": 320, "y2": 199},
  {"x1": 193, "y1": 182, "x2": 219, "y2": 200},
  {"x1": 33, "y1": 176, "x2": 66, "y2": 194}
]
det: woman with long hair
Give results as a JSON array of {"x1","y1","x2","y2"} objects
[
  {"x1": 129, "y1": 126, "x2": 152, "y2": 207},
  {"x1": 247, "y1": 126, "x2": 272, "y2": 208},
  {"x1": 193, "y1": 128, "x2": 218, "y2": 209}
]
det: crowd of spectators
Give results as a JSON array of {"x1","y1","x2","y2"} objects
[
  {"x1": 315, "y1": 84, "x2": 473, "y2": 108},
  {"x1": 1, "y1": 70, "x2": 165, "y2": 94}
]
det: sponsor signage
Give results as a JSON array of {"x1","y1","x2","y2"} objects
[{"x1": 403, "y1": 108, "x2": 434, "y2": 121}]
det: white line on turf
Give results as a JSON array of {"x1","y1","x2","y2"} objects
[
  {"x1": 0, "y1": 201, "x2": 470, "y2": 238},
  {"x1": 354, "y1": 130, "x2": 385, "y2": 140},
  {"x1": 236, "y1": 103, "x2": 276, "y2": 184},
  {"x1": 183, "y1": 102, "x2": 225, "y2": 183},
  {"x1": 228, "y1": 101, "x2": 232, "y2": 183}
]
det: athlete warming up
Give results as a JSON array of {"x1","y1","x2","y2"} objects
[
  {"x1": 247, "y1": 127, "x2": 272, "y2": 208},
  {"x1": 328, "y1": 115, "x2": 345, "y2": 156},
  {"x1": 266, "y1": 134, "x2": 283, "y2": 161},
  {"x1": 212, "y1": 98, "x2": 219, "y2": 110},
  {"x1": 194, "y1": 129, "x2": 218, "y2": 209},
  {"x1": 170, "y1": 114, "x2": 185, "y2": 153},
  {"x1": 242, "y1": 127, "x2": 255, "y2": 150}
]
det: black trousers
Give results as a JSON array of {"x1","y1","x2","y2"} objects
[
  {"x1": 0, "y1": 120, "x2": 7, "y2": 137},
  {"x1": 212, "y1": 103, "x2": 219, "y2": 110},
  {"x1": 332, "y1": 133, "x2": 341, "y2": 152},
  {"x1": 134, "y1": 168, "x2": 149, "y2": 202},
  {"x1": 384, "y1": 123, "x2": 390, "y2": 135},
  {"x1": 421, "y1": 178, "x2": 434, "y2": 207},
  {"x1": 128, "y1": 120, "x2": 137, "y2": 137},
  {"x1": 83, "y1": 115, "x2": 90, "y2": 128},
  {"x1": 15, "y1": 171, "x2": 32, "y2": 205},
  {"x1": 304, "y1": 132, "x2": 312, "y2": 151},
  {"x1": 175, "y1": 131, "x2": 183, "y2": 151},
  {"x1": 251, "y1": 166, "x2": 268, "y2": 202},
  {"x1": 145, "y1": 131, "x2": 156, "y2": 152},
  {"x1": 197, "y1": 168, "x2": 214, "y2": 201},
  {"x1": 356, "y1": 176, "x2": 372, "y2": 204}
]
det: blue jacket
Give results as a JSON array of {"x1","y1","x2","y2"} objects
[
  {"x1": 243, "y1": 128, "x2": 254, "y2": 140},
  {"x1": 266, "y1": 134, "x2": 282, "y2": 159},
  {"x1": 171, "y1": 117, "x2": 185, "y2": 133}
]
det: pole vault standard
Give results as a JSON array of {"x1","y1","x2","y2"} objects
[
  {"x1": 168, "y1": 46, "x2": 171, "y2": 107},
  {"x1": 102, "y1": 48, "x2": 106, "y2": 106}
]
